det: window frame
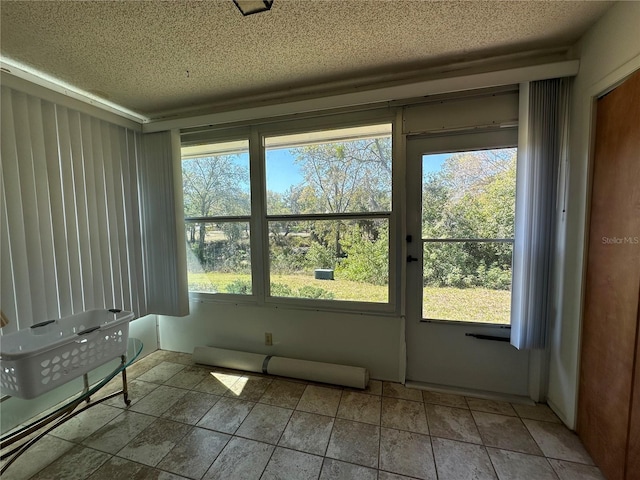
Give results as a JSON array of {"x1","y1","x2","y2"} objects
[
  {"x1": 407, "y1": 128, "x2": 519, "y2": 326},
  {"x1": 182, "y1": 135, "x2": 255, "y2": 300},
  {"x1": 181, "y1": 110, "x2": 400, "y2": 314}
]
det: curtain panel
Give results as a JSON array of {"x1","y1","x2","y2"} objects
[
  {"x1": 139, "y1": 131, "x2": 189, "y2": 316},
  {"x1": 510, "y1": 78, "x2": 571, "y2": 350},
  {"x1": 0, "y1": 86, "x2": 187, "y2": 333}
]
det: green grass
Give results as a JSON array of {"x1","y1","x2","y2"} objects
[
  {"x1": 188, "y1": 271, "x2": 510, "y2": 324},
  {"x1": 423, "y1": 286, "x2": 510, "y2": 324},
  {"x1": 188, "y1": 271, "x2": 249, "y2": 292}
]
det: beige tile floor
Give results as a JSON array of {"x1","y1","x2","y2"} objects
[{"x1": 1, "y1": 350, "x2": 605, "y2": 480}]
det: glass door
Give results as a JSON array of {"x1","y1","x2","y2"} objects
[{"x1": 405, "y1": 132, "x2": 530, "y2": 395}]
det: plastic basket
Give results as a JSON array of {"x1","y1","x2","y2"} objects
[{"x1": 0, "y1": 309, "x2": 133, "y2": 399}]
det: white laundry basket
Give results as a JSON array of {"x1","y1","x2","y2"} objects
[{"x1": 0, "y1": 309, "x2": 133, "y2": 399}]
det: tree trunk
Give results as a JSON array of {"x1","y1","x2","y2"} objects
[{"x1": 198, "y1": 223, "x2": 206, "y2": 263}]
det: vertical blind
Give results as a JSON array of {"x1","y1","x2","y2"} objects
[
  {"x1": 139, "y1": 131, "x2": 189, "y2": 316},
  {"x1": 510, "y1": 78, "x2": 571, "y2": 350},
  {"x1": 1, "y1": 86, "x2": 187, "y2": 333}
]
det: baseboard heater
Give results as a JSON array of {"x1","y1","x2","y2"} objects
[{"x1": 192, "y1": 346, "x2": 369, "y2": 389}]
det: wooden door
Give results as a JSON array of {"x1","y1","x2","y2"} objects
[
  {"x1": 629, "y1": 302, "x2": 640, "y2": 480},
  {"x1": 577, "y1": 68, "x2": 640, "y2": 480}
]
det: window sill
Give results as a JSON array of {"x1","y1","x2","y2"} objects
[
  {"x1": 188, "y1": 292, "x2": 399, "y2": 318},
  {"x1": 420, "y1": 318, "x2": 511, "y2": 328}
]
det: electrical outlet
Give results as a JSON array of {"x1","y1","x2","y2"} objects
[{"x1": 265, "y1": 332, "x2": 273, "y2": 346}]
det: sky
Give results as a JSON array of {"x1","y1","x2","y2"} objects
[
  {"x1": 265, "y1": 149, "x2": 303, "y2": 193},
  {"x1": 422, "y1": 153, "x2": 449, "y2": 175}
]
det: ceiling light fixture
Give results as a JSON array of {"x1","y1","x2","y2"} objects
[{"x1": 233, "y1": 0, "x2": 273, "y2": 16}]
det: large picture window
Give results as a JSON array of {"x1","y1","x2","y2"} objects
[{"x1": 181, "y1": 121, "x2": 394, "y2": 308}]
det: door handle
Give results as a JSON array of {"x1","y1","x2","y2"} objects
[{"x1": 407, "y1": 255, "x2": 419, "y2": 263}]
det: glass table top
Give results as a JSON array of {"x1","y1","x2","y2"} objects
[{"x1": 1, "y1": 337, "x2": 143, "y2": 437}]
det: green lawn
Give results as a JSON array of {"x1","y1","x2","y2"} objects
[
  {"x1": 188, "y1": 272, "x2": 510, "y2": 324},
  {"x1": 423, "y1": 286, "x2": 510, "y2": 324}
]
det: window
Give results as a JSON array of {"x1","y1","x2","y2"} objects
[
  {"x1": 264, "y1": 124, "x2": 392, "y2": 302},
  {"x1": 181, "y1": 121, "x2": 395, "y2": 308},
  {"x1": 182, "y1": 140, "x2": 252, "y2": 295},
  {"x1": 421, "y1": 147, "x2": 516, "y2": 324}
]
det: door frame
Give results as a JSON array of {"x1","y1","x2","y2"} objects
[{"x1": 404, "y1": 131, "x2": 531, "y2": 397}]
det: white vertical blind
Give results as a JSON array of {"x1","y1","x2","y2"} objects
[
  {"x1": 1, "y1": 86, "x2": 187, "y2": 332},
  {"x1": 139, "y1": 131, "x2": 189, "y2": 316},
  {"x1": 511, "y1": 78, "x2": 571, "y2": 350}
]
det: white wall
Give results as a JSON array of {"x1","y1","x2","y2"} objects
[
  {"x1": 547, "y1": 1, "x2": 640, "y2": 429},
  {"x1": 158, "y1": 301, "x2": 403, "y2": 381},
  {"x1": 130, "y1": 314, "x2": 160, "y2": 358}
]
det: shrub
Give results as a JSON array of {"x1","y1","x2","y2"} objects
[
  {"x1": 478, "y1": 264, "x2": 511, "y2": 290},
  {"x1": 298, "y1": 285, "x2": 335, "y2": 299},
  {"x1": 270, "y1": 283, "x2": 294, "y2": 297},
  {"x1": 270, "y1": 246, "x2": 307, "y2": 275},
  {"x1": 305, "y1": 242, "x2": 336, "y2": 269},
  {"x1": 338, "y1": 228, "x2": 388, "y2": 286},
  {"x1": 269, "y1": 283, "x2": 334, "y2": 299},
  {"x1": 225, "y1": 279, "x2": 251, "y2": 294}
]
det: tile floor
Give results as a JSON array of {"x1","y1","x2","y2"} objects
[{"x1": 1, "y1": 350, "x2": 605, "y2": 480}]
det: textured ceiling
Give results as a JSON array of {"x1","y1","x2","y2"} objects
[{"x1": 1, "y1": 0, "x2": 612, "y2": 119}]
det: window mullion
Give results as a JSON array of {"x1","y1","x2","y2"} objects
[
  {"x1": 266, "y1": 212, "x2": 390, "y2": 222},
  {"x1": 249, "y1": 126, "x2": 267, "y2": 303},
  {"x1": 184, "y1": 215, "x2": 251, "y2": 223},
  {"x1": 391, "y1": 112, "x2": 403, "y2": 315},
  {"x1": 422, "y1": 238, "x2": 514, "y2": 243}
]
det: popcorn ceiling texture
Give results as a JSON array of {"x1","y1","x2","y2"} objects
[{"x1": 0, "y1": 0, "x2": 611, "y2": 118}]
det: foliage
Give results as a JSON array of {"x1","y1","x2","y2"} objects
[
  {"x1": 270, "y1": 282, "x2": 335, "y2": 300},
  {"x1": 225, "y1": 279, "x2": 252, "y2": 295},
  {"x1": 337, "y1": 224, "x2": 389, "y2": 286},
  {"x1": 270, "y1": 244, "x2": 308, "y2": 275},
  {"x1": 223, "y1": 278, "x2": 334, "y2": 299},
  {"x1": 305, "y1": 242, "x2": 336, "y2": 269},
  {"x1": 290, "y1": 137, "x2": 392, "y2": 256},
  {"x1": 422, "y1": 149, "x2": 516, "y2": 290},
  {"x1": 182, "y1": 154, "x2": 249, "y2": 217},
  {"x1": 297, "y1": 285, "x2": 335, "y2": 300},
  {"x1": 187, "y1": 228, "x2": 250, "y2": 274},
  {"x1": 183, "y1": 152, "x2": 250, "y2": 264},
  {"x1": 270, "y1": 282, "x2": 294, "y2": 297},
  {"x1": 292, "y1": 138, "x2": 391, "y2": 213}
]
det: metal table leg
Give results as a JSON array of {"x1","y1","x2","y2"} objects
[{"x1": 1, "y1": 360, "x2": 132, "y2": 475}]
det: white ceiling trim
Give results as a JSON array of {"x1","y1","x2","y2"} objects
[
  {"x1": 144, "y1": 60, "x2": 579, "y2": 133},
  {"x1": 0, "y1": 56, "x2": 579, "y2": 134},
  {"x1": 0, "y1": 57, "x2": 148, "y2": 126}
]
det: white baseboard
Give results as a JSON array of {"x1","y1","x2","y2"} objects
[{"x1": 405, "y1": 380, "x2": 535, "y2": 406}]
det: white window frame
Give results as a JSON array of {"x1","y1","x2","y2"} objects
[{"x1": 181, "y1": 110, "x2": 401, "y2": 315}]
